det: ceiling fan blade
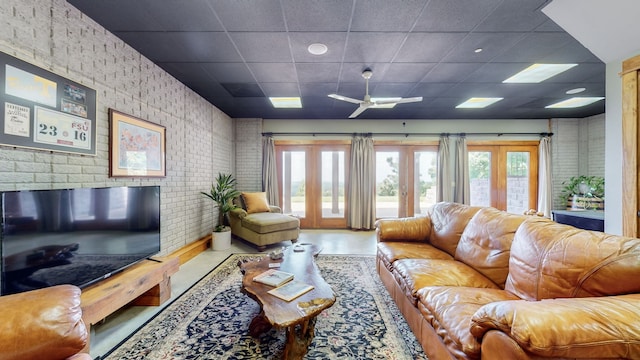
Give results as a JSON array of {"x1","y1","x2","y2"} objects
[
  {"x1": 328, "y1": 94, "x2": 363, "y2": 105},
  {"x1": 374, "y1": 96, "x2": 423, "y2": 105},
  {"x1": 348, "y1": 104, "x2": 370, "y2": 118},
  {"x1": 392, "y1": 96, "x2": 423, "y2": 104}
]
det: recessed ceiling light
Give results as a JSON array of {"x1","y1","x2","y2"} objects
[
  {"x1": 308, "y1": 43, "x2": 328, "y2": 55},
  {"x1": 545, "y1": 97, "x2": 604, "y2": 108},
  {"x1": 566, "y1": 87, "x2": 586, "y2": 95},
  {"x1": 269, "y1": 97, "x2": 302, "y2": 108},
  {"x1": 503, "y1": 63, "x2": 578, "y2": 83},
  {"x1": 474, "y1": 48, "x2": 483, "y2": 53},
  {"x1": 456, "y1": 97, "x2": 503, "y2": 109}
]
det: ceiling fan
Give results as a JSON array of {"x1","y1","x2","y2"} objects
[{"x1": 328, "y1": 68, "x2": 423, "y2": 118}]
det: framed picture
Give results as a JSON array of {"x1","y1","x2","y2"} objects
[{"x1": 109, "y1": 109, "x2": 166, "y2": 177}]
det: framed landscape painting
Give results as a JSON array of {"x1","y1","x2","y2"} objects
[{"x1": 109, "y1": 109, "x2": 166, "y2": 177}]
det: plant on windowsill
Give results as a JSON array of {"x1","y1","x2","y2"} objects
[
  {"x1": 560, "y1": 175, "x2": 604, "y2": 211},
  {"x1": 201, "y1": 173, "x2": 241, "y2": 232}
]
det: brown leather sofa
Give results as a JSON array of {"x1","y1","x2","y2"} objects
[
  {"x1": 0, "y1": 284, "x2": 91, "y2": 360},
  {"x1": 376, "y1": 202, "x2": 640, "y2": 360}
]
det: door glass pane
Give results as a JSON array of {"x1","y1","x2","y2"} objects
[
  {"x1": 469, "y1": 151, "x2": 491, "y2": 207},
  {"x1": 376, "y1": 151, "x2": 400, "y2": 218},
  {"x1": 282, "y1": 151, "x2": 305, "y2": 217},
  {"x1": 321, "y1": 151, "x2": 345, "y2": 218},
  {"x1": 506, "y1": 151, "x2": 530, "y2": 215},
  {"x1": 414, "y1": 151, "x2": 438, "y2": 215}
]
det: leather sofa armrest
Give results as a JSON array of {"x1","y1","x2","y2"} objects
[
  {"x1": 230, "y1": 207, "x2": 248, "y2": 219},
  {"x1": 470, "y1": 294, "x2": 640, "y2": 359},
  {"x1": 269, "y1": 205, "x2": 282, "y2": 213},
  {"x1": 0, "y1": 285, "x2": 89, "y2": 360},
  {"x1": 375, "y1": 217, "x2": 431, "y2": 243}
]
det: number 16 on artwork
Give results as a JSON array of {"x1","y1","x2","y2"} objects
[{"x1": 33, "y1": 106, "x2": 91, "y2": 150}]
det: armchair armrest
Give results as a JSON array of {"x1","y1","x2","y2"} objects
[
  {"x1": 230, "y1": 207, "x2": 248, "y2": 219},
  {"x1": 0, "y1": 285, "x2": 89, "y2": 360},
  {"x1": 375, "y1": 217, "x2": 431, "y2": 243},
  {"x1": 269, "y1": 205, "x2": 282, "y2": 213},
  {"x1": 470, "y1": 294, "x2": 640, "y2": 359}
]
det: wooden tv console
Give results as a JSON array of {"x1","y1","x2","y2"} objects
[{"x1": 80, "y1": 256, "x2": 180, "y2": 349}]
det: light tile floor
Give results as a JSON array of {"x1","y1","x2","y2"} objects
[{"x1": 90, "y1": 229, "x2": 377, "y2": 358}]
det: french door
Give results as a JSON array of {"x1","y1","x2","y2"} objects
[
  {"x1": 276, "y1": 143, "x2": 349, "y2": 228},
  {"x1": 467, "y1": 143, "x2": 538, "y2": 214},
  {"x1": 375, "y1": 145, "x2": 438, "y2": 219}
]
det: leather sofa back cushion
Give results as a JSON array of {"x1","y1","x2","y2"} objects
[
  {"x1": 241, "y1": 192, "x2": 271, "y2": 214},
  {"x1": 427, "y1": 202, "x2": 482, "y2": 256},
  {"x1": 454, "y1": 207, "x2": 528, "y2": 288},
  {"x1": 506, "y1": 218, "x2": 640, "y2": 300},
  {"x1": 0, "y1": 285, "x2": 87, "y2": 360}
]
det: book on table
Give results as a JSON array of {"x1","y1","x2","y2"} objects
[
  {"x1": 268, "y1": 280, "x2": 315, "y2": 301},
  {"x1": 253, "y1": 269, "x2": 294, "y2": 287}
]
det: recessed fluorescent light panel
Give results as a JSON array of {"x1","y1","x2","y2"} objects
[
  {"x1": 269, "y1": 97, "x2": 302, "y2": 108},
  {"x1": 545, "y1": 97, "x2": 604, "y2": 108},
  {"x1": 503, "y1": 63, "x2": 577, "y2": 83},
  {"x1": 456, "y1": 97, "x2": 503, "y2": 109}
]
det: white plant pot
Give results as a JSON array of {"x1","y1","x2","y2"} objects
[{"x1": 211, "y1": 230, "x2": 231, "y2": 251}]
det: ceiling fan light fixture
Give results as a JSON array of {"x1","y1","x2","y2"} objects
[{"x1": 308, "y1": 43, "x2": 328, "y2": 55}]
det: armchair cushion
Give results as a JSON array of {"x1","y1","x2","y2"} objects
[{"x1": 241, "y1": 192, "x2": 271, "y2": 214}]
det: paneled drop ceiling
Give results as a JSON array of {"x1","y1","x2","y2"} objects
[{"x1": 66, "y1": 0, "x2": 605, "y2": 120}]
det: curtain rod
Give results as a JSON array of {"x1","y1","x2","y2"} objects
[{"x1": 262, "y1": 132, "x2": 554, "y2": 137}]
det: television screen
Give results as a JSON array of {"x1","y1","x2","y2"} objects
[{"x1": 0, "y1": 186, "x2": 160, "y2": 295}]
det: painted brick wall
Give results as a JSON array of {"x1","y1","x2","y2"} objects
[
  {"x1": 0, "y1": 0, "x2": 234, "y2": 255},
  {"x1": 235, "y1": 118, "x2": 263, "y2": 192},
  {"x1": 551, "y1": 115, "x2": 605, "y2": 210}
]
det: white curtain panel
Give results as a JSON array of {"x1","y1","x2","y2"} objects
[
  {"x1": 437, "y1": 135, "x2": 452, "y2": 202},
  {"x1": 538, "y1": 136, "x2": 553, "y2": 217},
  {"x1": 348, "y1": 136, "x2": 376, "y2": 230},
  {"x1": 454, "y1": 136, "x2": 470, "y2": 204},
  {"x1": 262, "y1": 136, "x2": 280, "y2": 206}
]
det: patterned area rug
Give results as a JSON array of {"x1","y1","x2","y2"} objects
[{"x1": 104, "y1": 254, "x2": 428, "y2": 359}]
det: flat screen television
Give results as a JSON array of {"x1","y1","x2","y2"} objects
[{"x1": 0, "y1": 186, "x2": 161, "y2": 295}]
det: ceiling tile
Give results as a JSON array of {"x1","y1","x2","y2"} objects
[
  {"x1": 475, "y1": 0, "x2": 551, "y2": 32},
  {"x1": 228, "y1": 32, "x2": 293, "y2": 62},
  {"x1": 296, "y1": 63, "x2": 342, "y2": 83},
  {"x1": 351, "y1": 0, "x2": 427, "y2": 31},
  {"x1": 343, "y1": 33, "x2": 408, "y2": 63},
  {"x1": 248, "y1": 63, "x2": 298, "y2": 83},
  {"x1": 282, "y1": 0, "x2": 354, "y2": 31},
  {"x1": 211, "y1": 0, "x2": 286, "y2": 31},
  {"x1": 289, "y1": 32, "x2": 347, "y2": 63},
  {"x1": 394, "y1": 33, "x2": 468, "y2": 63},
  {"x1": 414, "y1": 0, "x2": 503, "y2": 31}
]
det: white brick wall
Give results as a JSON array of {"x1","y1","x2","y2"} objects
[
  {"x1": 551, "y1": 115, "x2": 606, "y2": 210},
  {"x1": 235, "y1": 118, "x2": 263, "y2": 191},
  {"x1": 0, "y1": 0, "x2": 234, "y2": 255}
]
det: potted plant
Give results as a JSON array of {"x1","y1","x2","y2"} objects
[
  {"x1": 560, "y1": 175, "x2": 604, "y2": 210},
  {"x1": 202, "y1": 173, "x2": 241, "y2": 250}
]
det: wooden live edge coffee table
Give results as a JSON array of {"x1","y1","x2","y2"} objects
[{"x1": 239, "y1": 244, "x2": 336, "y2": 360}]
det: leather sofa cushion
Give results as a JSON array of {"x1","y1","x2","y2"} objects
[
  {"x1": 0, "y1": 285, "x2": 87, "y2": 360},
  {"x1": 454, "y1": 207, "x2": 529, "y2": 288},
  {"x1": 376, "y1": 216, "x2": 431, "y2": 242},
  {"x1": 427, "y1": 202, "x2": 482, "y2": 256},
  {"x1": 417, "y1": 286, "x2": 520, "y2": 359},
  {"x1": 377, "y1": 242, "x2": 452, "y2": 272},
  {"x1": 392, "y1": 259, "x2": 500, "y2": 304},
  {"x1": 506, "y1": 218, "x2": 640, "y2": 301},
  {"x1": 241, "y1": 212, "x2": 299, "y2": 234}
]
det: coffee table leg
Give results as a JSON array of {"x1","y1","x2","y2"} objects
[
  {"x1": 283, "y1": 317, "x2": 317, "y2": 360},
  {"x1": 248, "y1": 311, "x2": 272, "y2": 337}
]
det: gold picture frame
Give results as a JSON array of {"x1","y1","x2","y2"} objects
[{"x1": 109, "y1": 109, "x2": 166, "y2": 177}]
